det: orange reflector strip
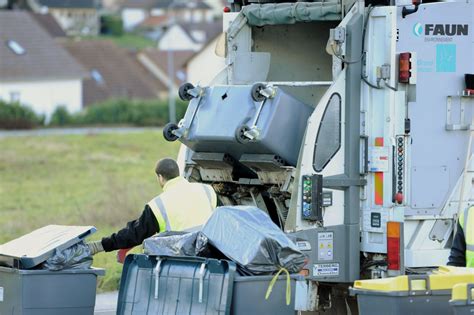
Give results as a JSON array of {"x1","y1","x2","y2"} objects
[
  {"x1": 375, "y1": 137, "x2": 384, "y2": 147},
  {"x1": 374, "y1": 137, "x2": 384, "y2": 205},
  {"x1": 387, "y1": 221, "x2": 401, "y2": 238},
  {"x1": 374, "y1": 173, "x2": 384, "y2": 205}
]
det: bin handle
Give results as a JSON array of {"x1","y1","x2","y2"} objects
[
  {"x1": 154, "y1": 259, "x2": 162, "y2": 300},
  {"x1": 181, "y1": 94, "x2": 204, "y2": 137},
  {"x1": 198, "y1": 263, "x2": 206, "y2": 303},
  {"x1": 407, "y1": 274, "x2": 431, "y2": 295},
  {"x1": 467, "y1": 283, "x2": 474, "y2": 304},
  {"x1": 265, "y1": 267, "x2": 291, "y2": 306}
]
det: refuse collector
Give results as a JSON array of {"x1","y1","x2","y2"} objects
[
  {"x1": 448, "y1": 205, "x2": 474, "y2": 267},
  {"x1": 86, "y1": 158, "x2": 217, "y2": 255}
]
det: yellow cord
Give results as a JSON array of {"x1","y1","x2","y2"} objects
[{"x1": 265, "y1": 267, "x2": 291, "y2": 305}]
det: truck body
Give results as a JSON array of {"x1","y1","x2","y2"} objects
[{"x1": 167, "y1": 0, "x2": 474, "y2": 311}]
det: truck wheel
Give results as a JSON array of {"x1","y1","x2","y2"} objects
[
  {"x1": 235, "y1": 125, "x2": 250, "y2": 144},
  {"x1": 163, "y1": 123, "x2": 179, "y2": 142},
  {"x1": 251, "y1": 83, "x2": 266, "y2": 102},
  {"x1": 178, "y1": 83, "x2": 195, "y2": 101}
]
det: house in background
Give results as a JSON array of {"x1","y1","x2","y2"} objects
[
  {"x1": 101, "y1": 0, "x2": 125, "y2": 13},
  {"x1": 34, "y1": 0, "x2": 100, "y2": 36},
  {"x1": 121, "y1": 0, "x2": 213, "y2": 31},
  {"x1": 204, "y1": 0, "x2": 228, "y2": 17},
  {"x1": 157, "y1": 20, "x2": 221, "y2": 51},
  {"x1": 29, "y1": 12, "x2": 67, "y2": 38},
  {"x1": 137, "y1": 48, "x2": 193, "y2": 97},
  {"x1": 62, "y1": 40, "x2": 165, "y2": 106},
  {"x1": 0, "y1": 11, "x2": 86, "y2": 121},
  {"x1": 135, "y1": 14, "x2": 169, "y2": 41},
  {"x1": 185, "y1": 34, "x2": 226, "y2": 86}
]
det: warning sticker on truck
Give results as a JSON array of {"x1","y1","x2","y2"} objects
[{"x1": 313, "y1": 263, "x2": 339, "y2": 277}]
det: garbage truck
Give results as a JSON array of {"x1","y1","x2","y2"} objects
[{"x1": 163, "y1": 0, "x2": 474, "y2": 312}]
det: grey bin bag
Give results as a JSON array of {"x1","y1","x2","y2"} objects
[
  {"x1": 197, "y1": 206, "x2": 306, "y2": 275},
  {"x1": 143, "y1": 231, "x2": 199, "y2": 256},
  {"x1": 42, "y1": 241, "x2": 93, "y2": 271}
]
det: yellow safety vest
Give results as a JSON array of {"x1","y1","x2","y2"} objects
[
  {"x1": 459, "y1": 206, "x2": 474, "y2": 267},
  {"x1": 147, "y1": 176, "x2": 217, "y2": 232}
]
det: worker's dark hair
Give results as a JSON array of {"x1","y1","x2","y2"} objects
[{"x1": 155, "y1": 158, "x2": 179, "y2": 180}]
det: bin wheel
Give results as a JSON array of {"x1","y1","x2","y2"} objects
[
  {"x1": 251, "y1": 83, "x2": 266, "y2": 102},
  {"x1": 178, "y1": 83, "x2": 195, "y2": 101},
  {"x1": 163, "y1": 123, "x2": 179, "y2": 142},
  {"x1": 235, "y1": 125, "x2": 251, "y2": 144}
]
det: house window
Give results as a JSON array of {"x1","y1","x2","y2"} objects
[
  {"x1": 91, "y1": 69, "x2": 105, "y2": 85},
  {"x1": 9, "y1": 91, "x2": 20, "y2": 103},
  {"x1": 6, "y1": 40, "x2": 26, "y2": 55}
]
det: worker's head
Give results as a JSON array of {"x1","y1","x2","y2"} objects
[{"x1": 155, "y1": 158, "x2": 179, "y2": 187}]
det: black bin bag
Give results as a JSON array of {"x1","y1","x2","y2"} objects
[
  {"x1": 197, "y1": 206, "x2": 306, "y2": 275},
  {"x1": 143, "y1": 231, "x2": 198, "y2": 257}
]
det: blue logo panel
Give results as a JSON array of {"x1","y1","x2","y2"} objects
[
  {"x1": 436, "y1": 44, "x2": 456, "y2": 72},
  {"x1": 413, "y1": 23, "x2": 423, "y2": 37}
]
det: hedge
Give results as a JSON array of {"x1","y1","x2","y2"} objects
[
  {"x1": 0, "y1": 101, "x2": 44, "y2": 129},
  {"x1": 0, "y1": 99, "x2": 188, "y2": 129},
  {"x1": 49, "y1": 99, "x2": 188, "y2": 127},
  {"x1": 100, "y1": 15, "x2": 124, "y2": 36}
]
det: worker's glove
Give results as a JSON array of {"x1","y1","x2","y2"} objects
[{"x1": 87, "y1": 241, "x2": 104, "y2": 255}]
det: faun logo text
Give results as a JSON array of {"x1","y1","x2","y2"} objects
[{"x1": 413, "y1": 23, "x2": 468, "y2": 42}]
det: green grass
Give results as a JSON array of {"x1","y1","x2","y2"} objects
[
  {"x1": 0, "y1": 130, "x2": 180, "y2": 292},
  {"x1": 85, "y1": 34, "x2": 156, "y2": 50}
]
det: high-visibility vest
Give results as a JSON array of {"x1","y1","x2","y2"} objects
[
  {"x1": 459, "y1": 206, "x2": 474, "y2": 267},
  {"x1": 147, "y1": 176, "x2": 217, "y2": 232}
]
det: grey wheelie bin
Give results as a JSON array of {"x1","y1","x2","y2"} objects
[
  {"x1": 450, "y1": 283, "x2": 474, "y2": 314},
  {"x1": 350, "y1": 266, "x2": 474, "y2": 315},
  {"x1": 171, "y1": 84, "x2": 314, "y2": 166},
  {"x1": 117, "y1": 254, "x2": 299, "y2": 315},
  {"x1": 0, "y1": 225, "x2": 105, "y2": 315}
]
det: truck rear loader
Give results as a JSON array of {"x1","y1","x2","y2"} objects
[{"x1": 164, "y1": 0, "x2": 474, "y2": 312}]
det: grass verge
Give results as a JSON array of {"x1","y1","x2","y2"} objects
[{"x1": 0, "y1": 130, "x2": 180, "y2": 292}]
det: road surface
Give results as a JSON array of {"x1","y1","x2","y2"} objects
[{"x1": 95, "y1": 291, "x2": 118, "y2": 315}]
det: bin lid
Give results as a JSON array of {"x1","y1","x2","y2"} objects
[
  {"x1": 0, "y1": 225, "x2": 96, "y2": 269},
  {"x1": 353, "y1": 266, "x2": 474, "y2": 294}
]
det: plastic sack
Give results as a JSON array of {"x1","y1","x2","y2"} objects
[
  {"x1": 198, "y1": 206, "x2": 306, "y2": 275},
  {"x1": 42, "y1": 241, "x2": 93, "y2": 271},
  {"x1": 143, "y1": 231, "x2": 198, "y2": 256}
]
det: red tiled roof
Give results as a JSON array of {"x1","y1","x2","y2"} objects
[
  {"x1": 139, "y1": 15, "x2": 169, "y2": 28},
  {"x1": 62, "y1": 39, "x2": 166, "y2": 106}
]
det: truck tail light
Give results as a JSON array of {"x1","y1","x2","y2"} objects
[
  {"x1": 399, "y1": 53, "x2": 412, "y2": 83},
  {"x1": 387, "y1": 222, "x2": 401, "y2": 270}
]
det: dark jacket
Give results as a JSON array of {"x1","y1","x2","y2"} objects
[
  {"x1": 101, "y1": 205, "x2": 159, "y2": 252},
  {"x1": 448, "y1": 222, "x2": 466, "y2": 267}
]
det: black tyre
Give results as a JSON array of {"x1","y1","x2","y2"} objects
[
  {"x1": 251, "y1": 83, "x2": 266, "y2": 102},
  {"x1": 163, "y1": 123, "x2": 179, "y2": 142},
  {"x1": 178, "y1": 83, "x2": 195, "y2": 101}
]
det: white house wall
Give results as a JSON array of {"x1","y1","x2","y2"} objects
[
  {"x1": 158, "y1": 25, "x2": 201, "y2": 51},
  {"x1": 0, "y1": 79, "x2": 82, "y2": 122},
  {"x1": 187, "y1": 37, "x2": 225, "y2": 86},
  {"x1": 122, "y1": 8, "x2": 147, "y2": 30}
]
